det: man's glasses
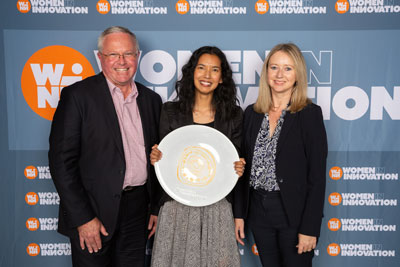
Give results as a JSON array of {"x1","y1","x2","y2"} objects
[{"x1": 100, "y1": 51, "x2": 138, "y2": 61}]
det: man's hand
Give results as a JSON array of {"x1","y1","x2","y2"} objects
[
  {"x1": 77, "y1": 217, "x2": 108, "y2": 253},
  {"x1": 234, "y1": 218, "x2": 245, "y2": 246},
  {"x1": 147, "y1": 215, "x2": 158, "y2": 239},
  {"x1": 296, "y1": 233, "x2": 316, "y2": 254}
]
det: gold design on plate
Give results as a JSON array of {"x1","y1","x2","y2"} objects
[{"x1": 177, "y1": 146, "x2": 216, "y2": 186}]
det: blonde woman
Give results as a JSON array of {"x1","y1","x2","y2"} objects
[{"x1": 235, "y1": 43, "x2": 328, "y2": 267}]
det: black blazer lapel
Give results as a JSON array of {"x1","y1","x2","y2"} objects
[
  {"x1": 136, "y1": 84, "x2": 149, "y2": 149},
  {"x1": 276, "y1": 111, "x2": 297, "y2": 157},
  {"x1": 245, "y1": 110, "x2": 263, "y2": 165},
  {"x1": 250, "y1": 113, "x2": 264, "y2": 153},
  {"x1": 97, "y1": 73, "x2": 125, "y2": 159},
  {"x1": 183, "y1": 109, "x2": 193, "y2": 126},
  {"x1": 214, "y1": 112, "x2": 227, "y2": 136},
  {"x1": 177, "y1": 109, "x2": 193, "y2": 128}
]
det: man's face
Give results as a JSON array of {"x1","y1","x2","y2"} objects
[{"x1": 97, "y1": 32, "x2": 139, "y2": 89}]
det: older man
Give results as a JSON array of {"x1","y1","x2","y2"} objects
[{"x1": 49, "y1": 26, "x2": 162, "y2": 267}]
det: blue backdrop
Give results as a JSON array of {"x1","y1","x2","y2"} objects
[{"x1": 1, "y1": 0, "x2": 399, "y2": 266}]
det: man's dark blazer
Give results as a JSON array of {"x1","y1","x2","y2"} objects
[
  {"x1": 157, "y1": 102, "x2": 243, "y2": 215},
  {"x1": 48, "y1": 72, "x2": 162, "y2": 240},
  {"x1": 237, "y1": 103, "x2": 328, "y2": 237}
]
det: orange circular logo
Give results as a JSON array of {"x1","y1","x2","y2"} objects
[
  {"x1": 176, "y1": 0, "x2": 189, "y2": 14},
  {"x1": 25, "y1": 192, "x2": 39, "y2": 205},
  {"x1": 17, "y1": 0, "x2": 31, "y2": 13},
  {"x1": 335, "y1": 0, "x2": 349, "y2": 14},
  {"x1": 24, "y1": 166, "x2": 38, "y2": 180},
  {"x1": 27, "y1": 243, "x2": 40, "y2": 256},
  {"x1": 327, "y1": 243, "x2": 341, "y2": 256},
  {"x1": 251, "y1": 244, "x2": 259, "y2": 255},
  {"x1": 328, "y1": 192, "x2": 342, "y2": 206},
  {"x1": 21, "y1": 45, "x2": 95, "y2": 121},
  {"x1": 97, "y1": 0, "x2": 110, "y2": 14},
  {"x1": 26, "y1": 218, "x2": 40, "y2": 231},
  {"x1": 329, "y1": 166, "x2": 343, "y2": 180},
  {"x1": 327, "y1": 218, "x2": 341, "y2": 231},
  {"x1": 255, "y1": 0, "x2": 269, "y2": 14}
]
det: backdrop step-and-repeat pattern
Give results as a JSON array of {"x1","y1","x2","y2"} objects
[{"x1": 1, "y1": 1, "x2": 399, "y2": 266}]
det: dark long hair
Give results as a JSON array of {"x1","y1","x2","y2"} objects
[{"x1": 175, "y1": 46, "x2": 239, "y2": 121}]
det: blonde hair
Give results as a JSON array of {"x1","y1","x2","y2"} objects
[{"x1": 254, "y1": 43, "x2": 311, "y2": 114}]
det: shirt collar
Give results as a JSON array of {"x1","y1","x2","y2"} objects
[{"x1": 106, "y1": 78, "x2": 138, "y2": 99}]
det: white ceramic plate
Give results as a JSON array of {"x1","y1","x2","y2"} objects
[{"x1": 155, "y1": 125, "x2": 239, "y2": 207}]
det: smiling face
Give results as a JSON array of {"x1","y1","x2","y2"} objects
[
  {"x1": 267, "y1": 50, "x2": 297, "y2": 97},
  {"x1": 97, "y1": 32, "x2": 139, "y2": 90},
  {"x1": 193, "y1": 54, "x2": 223, "y2": 97}
]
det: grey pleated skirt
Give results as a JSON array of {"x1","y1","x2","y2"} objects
[{"x1": 151, "y1": 198, "x2": 240, "y2": 267}]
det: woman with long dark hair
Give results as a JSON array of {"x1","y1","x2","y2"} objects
[{"x1": 150, "y1": 46, "x2": 245, "y2": 267}]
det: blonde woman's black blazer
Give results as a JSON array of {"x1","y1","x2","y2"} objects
[{"x1": 237, "y1": 103, "x2": 328, "y2": 237}]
